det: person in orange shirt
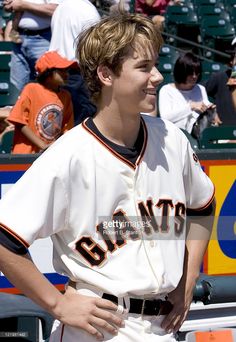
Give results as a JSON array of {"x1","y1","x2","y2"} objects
[{"x1": 8, "y1": 51, "x2": 77, "y2": 154}]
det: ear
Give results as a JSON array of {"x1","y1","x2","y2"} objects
[{"x1": 97, "y1": 65, "x2": 113, "y2": 86}]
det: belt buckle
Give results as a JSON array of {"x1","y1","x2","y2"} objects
[
  {"x1": 141, "y1": 299, "x2": 162, "y2": 316},
  {"x1": 141, "y1": 299, "x2": 163, "y2": 316}
]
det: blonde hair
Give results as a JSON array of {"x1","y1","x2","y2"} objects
[{"x1": 76, "y1": 12, "x2": 163, "y2": 104}]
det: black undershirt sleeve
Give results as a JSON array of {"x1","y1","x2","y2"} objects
[
  {"x1": 186, "y1": 202, "x2": 214, "y2": 217},
  {"x1": 0, "y1": 227, "x2": 28, "y2": 255}
]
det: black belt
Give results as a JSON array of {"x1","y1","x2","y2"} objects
[
  {"x1": 102, "y1": 293, "x2": 173, "y2": 316},
  {"x1": 18, "y1": 27, "x2": 51, "y2": 36}
]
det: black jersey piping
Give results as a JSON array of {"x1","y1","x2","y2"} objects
[{"x1": 0, "y1": 222, "x2": 29, "y2": 248}]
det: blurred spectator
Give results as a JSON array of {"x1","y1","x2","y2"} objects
[
  {"x1": 8, "y1": 51, "x2": 75, "y2": 154},
  {"x1": 3, "y1": 0, "x2": 63, "y2": 91},
  {"x1": 0, "y1": 19, "x2": 13, "y2": 42},
  {"x1": 3, "y1": 19, "x2": 13, "y2": 41},
  {"x1": 135, "y1": 0, "x2": 182, "y2": 30},
  {"x1": 49, "y1": 0, "x2": 100, "y2": 125},
  {"x1": 158, "y1": 52, "x2": 221, "y2": 134},
  {"x1": 8, "y1": 12, "x2": 22, "y2": 43},
  {"x1": 109, "y1": 0, "x2": 130, "y2": 14},
  {"x1": 205, "y1": 38, "x2": 236, "y2": 126},
  {"x1": 50, "y1": 0, "x2": 100, "y2": 61}
]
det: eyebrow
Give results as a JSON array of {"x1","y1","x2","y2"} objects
[{"x1": 136, "y1": 57, "x2": 155, "y2": 63}]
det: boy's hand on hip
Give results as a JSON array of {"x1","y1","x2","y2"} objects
[
  {"x1": 161, "y1": 276, "x2": 194, "y2": 334},
  {"x1": 53, "y1": 292, "x2": 124, "y2": 341}
]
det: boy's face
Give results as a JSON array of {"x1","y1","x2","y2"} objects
[{"x1": 110, "y1": 43, "x2": 163, "y2": 115}]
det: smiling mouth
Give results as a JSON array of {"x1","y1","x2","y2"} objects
[{"x1": 143, "y1": 89, "x2": 156, "y2": 95}]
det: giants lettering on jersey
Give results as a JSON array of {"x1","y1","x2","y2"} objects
[{"x1": 75, "y1": 199, "x2": 186, "y2": 267}]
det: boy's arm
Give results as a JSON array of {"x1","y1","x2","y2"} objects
[
  {"x1": 161, "y1": 199, "x2": 215, "y2": 333},
  {"x1": 4, "y1": 0, "x2": 58, "y2": 17},
  {"x1": 0, "y1": 243, "x2": 123, "y2": 340},
  {"x1": 21, "y1": 125, "x2": 49, "y2": 151}
]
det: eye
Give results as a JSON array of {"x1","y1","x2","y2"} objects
[
  {"x1": 139, "y1": 63, "x2": 148, "y2": 69},
  {"x1": 139, "y1": 63, "x2": 152, "y2": 72}
]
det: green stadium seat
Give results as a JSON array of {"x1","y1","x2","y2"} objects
[
  {"x1": 224, "y1": 0, "x2": 236, "y2": 10},
  {"x1": 0, "y1": 16, "x2": 6, "y2": 31},
  {"x1": 181, "y1": 129, "x2": 199, "y2": 150},
  {"x1": 0, "y1": 82, "x2": 19, "y2": 107},
  {"x1": 164, "y1": 5, "x2": 199, "y2": 44},
  {"x1": 193, "y1": 0, "x2": 225, "y2": 7},
  {"x1": 159, "y1": 51, "x2": 178, "y2": 70},
  {"x1": 0, "y1": 71, "x2": 10, "y2": 82},
  {"x1": 159, "y1": 72, "x2": 174, "y2": 85},
  {"x1": 200, "y1": 18, "x2": 235, "y2": 58},
  {"x1": 157, "y1": 56, "x2": 174, "y2": 85},
  {"x1": 199, "y1": 126, "x2": 236, "y2": 148},
  {"x1": 229, "y1": 5, "x2": 236, "y2": 24},
  {"x1": 0, "y1": 41, "x2": 13, "y2": 53},
  {"x1": 159, "y1": 44, "x2": 179, "y2": 60},
  {"x1": 178, "y1": 0, "x2": 194, "y2": 8},
  {"x1": 165, "y1": 5, "x2": 198, "y2": 27},
  {"x1": 0, "y1": 81, "x2": 10, "y2": 93},
  {"x1": 197, "y1": 5, "x2": 230, "y2": 21},
  {"x1": 0, "y1": 7, "x2": 13, "y2": 21},
  {"x1": 200, "y1": 59, "x2": 227, "y2": 81},
  {"x1": 0, "y1": 51, "x2": 12, "y2": 83},
  {"x1": 201, "y1": 59, "x2": 227, "y2": 73},
  {"x1": 0, "y1": 54, "x2": 11, "y2": 71},
  {"x1": 157, "y1": 56, "x2": 175, "y2": 71}
]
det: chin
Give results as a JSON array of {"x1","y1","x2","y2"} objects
[{"x1": 142, "y1": 104, "x2": 156, "y2": 113}]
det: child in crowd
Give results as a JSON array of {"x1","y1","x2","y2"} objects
[{"x1": 8, "y1": 51, "x2": 76, "y2": 153}]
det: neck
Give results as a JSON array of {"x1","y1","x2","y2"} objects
[
  {"x1": 175, "y1": 82, "x2": 193, "y2": 91},
  {"x1": 93, "y1": 105, "x2": 141, "y2": 148}
]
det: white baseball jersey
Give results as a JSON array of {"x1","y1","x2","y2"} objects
[{"x1": 0, "y1": 115, "x2": 214, "y2": 297}]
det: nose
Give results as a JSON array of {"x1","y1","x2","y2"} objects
[
  {"x1": 151, "y1": 66, "x2": 164, "y2": 86},
  {"x1": 192, "y1": 72, "x2": 198, "y2": 79}
]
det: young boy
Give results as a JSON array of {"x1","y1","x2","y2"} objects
[
  {"x1": 0, "y1": 11, "x2": 215, "y2": 342},
  {"x1": 8, "y1": 50, "x2": 76, "y2": 153}
]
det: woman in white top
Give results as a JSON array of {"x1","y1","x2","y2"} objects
[{"x1": 158, "y1": 52, "x2": 220, "y2": 133}]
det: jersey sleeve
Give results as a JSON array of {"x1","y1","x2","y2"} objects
[
  {"x1": 0, "y1": 155, "x2": 69, "y2": 247},
  {"x1": 182, "y1": 138, "x2": 215, "y2": 210}
]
